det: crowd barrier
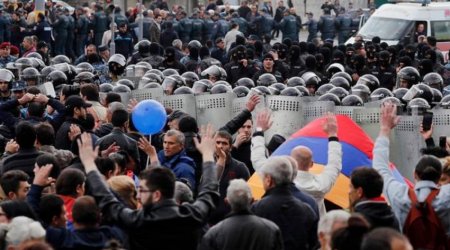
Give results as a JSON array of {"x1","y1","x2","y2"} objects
[{"x1": 112, "y1": 89, "x2": 450, "y2": 181}]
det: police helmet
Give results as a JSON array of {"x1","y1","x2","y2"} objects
[
  {"x1": 53, "y1": 63, "x2": 75, "y2": 78},
  {"x1": 342, "y1": 94, "x2": 364, "y2": 106},
  {"x1": 74, "y1": 72, "x2": 98, "y2": 85},
  {"x1": 0, "y1": 69, "x2": 15, "y2": 87},
  {"x1": 40, "y1": 66, "x2": 56, "y2": 79},
  {"x1": 99, "y1": 83, "x2": 114, "y2": 93},
  {"x1": 423, "y1": 72, "x2": 444, "y2": 90},
  {"x1": 253, "y1": 86, "x2": 272, "y2": 95},
  {"x1": 173, "y1": 86, "x2": 194, "y2": 95},
  {"x1": 210, "y1": 84, "x2": 232, "y2": 94},
  {"x1": 356, "y1": 74, "x2": 380, "y2": 92},
  {"x1": 257, "y1": 73, "x2": 277, "y2": 87},
  {"x1": 192, "y1": 81, "x2": 211, "y2": 94},
  {"x1": 181, "y1": 72, "x2": 200, "y2": 87},
  {"x1": 162, "y1": 76, "x2": 184, "y2": 95},
  {"x1": 113, "y1": 84, "x2": 132, "y2": 93},
  {"x1": 393, "y1": 88, "x2": 409, "y2": 100},
  {"x1": 318, "y1": 93, "x2": 341, "y2": 106},
  {"x1": 316, "y1": 83, "x2": 335, "y2": 96},
  {"x1": 137, "y1": 40, "x2": 151, "y2": 55},
  {"x1": 171, "y1": 75, "x2": 187, "y2": 87},
  {"x1": 328, "y1": 87, "x2": 349, "y2": 100},
  {"x1": 402, "y1": 83, "x2": 433, "y2": 104},
  {"x1": 162, "y1": 68, "x2": 180, "y2": 77},
  {"x1": 26, "y1": 52, "x2": 43, "y2": 60},
  {"x1": 143, "y1": 82, "x2": 162, "y2": 89},
  {"x1": 236, "y1": 78, "x2": 255, "y2": 88},
  {"x1": 432, "y1": 88, "x2": 443, "y2": 103},
  {"x1": 301, "y1": 72, "x2": 321, "y2": 87},
  {"x1": 233, "y1": 86, "x2": 250, "y2": 97},
  {"x1": 135, "y1": 62, "x2": 152, "y2": 77},
  {"x1": 21, "y1": 67, "x2": 41, "y2": 81},
  {"x1": 295, "y1": 86, "x2": 310, "y2": 96},
  {"x1": 188, "y1": 40, "x2": 202, "y2": 49},
  {"x1": 326, "y1": 63, "x2": 345, "y2": 77},
  {"x1": 46, "y1": 70, "x2": 67, "y2": 87},
  {"x1": 397, "y1": 66, "x2": 420, "y2": 88},
  {"x1": 269, "y1": 83, "x2": 286, "y2": 95},
  {"x1": 75, "y1": 62, "x2": 95, "y2": 74},
  {"x1": 286, "y1": 77, "x2": 305, "y2": 87},
  {"x1": 51, "y1": 55, "x2": 71, "y2": 65},
  {"x1": 108, "y1": 54, "x2": 127, "y2": 67},
  {"x1": 280, "y1": 87, "x2": 301, "y2": 96},
  {"x1": 329, "y1": 76, "x2": 351, "y2": 91},
  {"x1": 201, "y1": 65, "x2": 226, "y2": 80},
  {"x1": 331, "y1": 72, "x2": 352, "y2": 86},
  {"x1": 29, "y1": 58, "x2": 45, "y2": 70},
  {"x1": 143, "y1": 72, "x2": 163, "y2": 84},
  {"x1": 382, "y1": 97, "x2": 403, "y2": 107},
  {"x1": 439, "y1": 94, "x2": 450, "y2": 108},
  {"x1": 148, "y1": 69, "x2": 164, "y2": 79},
  {"x1": 407, "y1": 98, "x2": 431, "y2": 110},
  {"x1": 370, "y1": 88, "x2": 393, "y2": 101},
  {"x1": 117, "y1": 79, "x2": 136, "y2": 90},
  {"x1": 14, "y1": 57, "x2": 33, "y2": 71}
]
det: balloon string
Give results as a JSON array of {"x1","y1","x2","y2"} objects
[{"x1": 146, "y1": 135, "x2": 151, "y2": 169}]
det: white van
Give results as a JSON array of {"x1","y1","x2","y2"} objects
[{"x1": 347, "y1": 2, "x2": 450, "y2": 60}]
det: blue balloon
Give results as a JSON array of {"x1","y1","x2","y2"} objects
[{"x1": 132, "y1": 100, "x2": 167, "y2": 135}]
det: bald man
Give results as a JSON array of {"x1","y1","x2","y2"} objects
[{"x1": 290, "y1": 113, "x2": 342, "y2": 217}]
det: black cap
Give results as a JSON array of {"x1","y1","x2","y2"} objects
[
  {"x1": 267, "y1": 134, "x2": 286, "y2": 153},
  {"x1": 167, "y1": 110, "x2": 186, "y2": 122},
  {"x1": 65, "y1": 95, "x2": 92, "y2": 110},
  {"x1": 37, "y1": 41, "x2": 48, "y2": 49},
  {"x1": 263, "y1": 53, "x2": 274, "y2": 61}
]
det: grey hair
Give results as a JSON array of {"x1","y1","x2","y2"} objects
[
  {"x1": 226, "y1": 179, "x2": 252, "y2": 211},
  {"x1": 284, "y1": 156, "x2": 298, "y2": 180},
  {"x1": 165, "y1": 129, "x2": 185, "y2": 145},
  {"x1": 172, "y1": 39, "x2": 182, "y2": 48},
  {"x1": 108, "y1": 102, "x2": 126, "y2": 113},
  {"x1": 260, "y1": 156, "x2": 293, "y2": 186},
  {"x1": 6, "y1": 216, "x2": 46, "y2": 246},
  {"x1": 174, "y1": 181, "x2": 193, "y2": 204},
  {"x1": 317, "y1": 210, "x2": 351, "y2": 235}
]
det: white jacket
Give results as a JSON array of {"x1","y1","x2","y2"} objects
[{"x1": 294, "y1": 141, "x2": 342, "y2": 217}]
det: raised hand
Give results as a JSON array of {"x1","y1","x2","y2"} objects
[
  {"x1": 246, "y1": 94, "x2": 261, "y2": 112},
  {"x1": 100, "y1": 142, "x2": 120, "y2": 157},
  {"x1": 380, "y1": 102, "x2": 400, "y2": 136},
  {"x1": 33, "y1": 164, "x2": 55, "y2": 187},
  {"x1": 194, "y1": 124, "x2": 216, "y2": 162},
  {"x1": 256, "y1": 109, "x2": 273, "y2": 132},
  {"x1": 322, "y1": 112, "x2": 338, "y2": 137},
  {"x1": 77, "y1": 133, "x2": 99, "y2": 173}
]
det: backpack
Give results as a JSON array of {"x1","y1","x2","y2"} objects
[{"x1": 403, "y1": 188, "x2": 450, "y2": 250}]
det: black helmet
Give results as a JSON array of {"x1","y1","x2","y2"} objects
[
  {"x1": 113, "y1": 85, "x2": 132, "y2": 93},
  {"x1": 53, "y1": 63, "x2": 76, "y2": 82},
  {"x1": 75, "y1": 62, "x2": 95, "y2": 74},
  {"x1": 148, "y1": 69, "x2": 164, "y2": 79},
  {"x1": 286, "y1": 77, "x2": 305, "y2": 87},
  {"x1": 331, "y1": 72, "x2": 352, "y2": 86},
  {"x1": 143, "y1": 82, "x2": 162, "y2": 89},
  {"x1": 142, "y1": 72, "x2": 163, "y2": 84},
  {"x1": 423, "y1": 72, "x2": 444, "y2": 90},
  {"x1": 402, "y1": 83, "x2": 433, "y2": 104},
  {"x1": 14, "y1": 57, "x2": 33, "y2": 71},
  {"x1": 329, "y1": 76, "x2": 350, "y2": 91},
  {"x1": 257, "y1": 73, "x2": 277, "y2": 87},
  {"x1": 382, "y1": 97, "x2": 403, "y2": 106},
  {"x1": 318, "y1": 93, "x2": 341, "y2": 106},
  {"x1": 280, "y1": 87, "x2": 302, "y2": 96},
  {"x1": 26, "y1": 52, "x2": 43, "y2": 60},
  {"x1": 74, "y1": 72, "x2": 98, "y2": 85},
  {"x1": 40, "y1": 66, "x2": 56, "y2": 79},
  {"x1": 193, "y1": 81, "x2": 211, "y2": 94},
  {"x1": 407, "y1": 98, "x2": 430, "y2": 110},
  {"x1": 46, "y1": 70, "x2": 67, "y2": 87},
  {"x1": 356, "y1": 74, "x2": 380, "y2": 92},
  {"x1": 393, "y1": 88, "x2": 409, "y2": 100},
  {"x1": 301, "y1": 72, "x2": 321, "y2": 87},
  {"x1": 173, "y1": 86, "x2": 194, "y2": 95},
  {"x1": 117, "y1": 79, "x2": 136, "y2": 90},
  {"x1": 328, "y1": 87, "x2": 349, "y2": 100},
  {"x1": 315, "y1": 83, "x2": 335, "y2": 96},
  {"x1": 233, "y1": 86, "x2": 250, "y2": 97},
  {"x1": 188, "y1": 40, "x2": 202, "y2": 49},
  {"x1": 162, "y1": 68, "x2": 180, "y2": 77},
  {"x1": 162, "y1": 76, "x2": 184, "y2": 95},
  {"x1": 432, "y1": 88, "x2": 443, "y2": 103},
  {"x1": 439, "y1": 94, "x2": 450, "y2": 108},
  {"x1": 201, "y1": 65, "x2": 226, "y2": 80},
  {"x1": 342, "y1": 94, "x2": 364, "y2": 106},
  {"x1": 181, "y1": 72, "x2": 200, "y2": 87},
  {"x1": 210, "y1": 84, "x2": 232, "y2": 94},
  {"x1": 99, "y1": 83, "x2": 114, "y2": 93},
  {"x1": 51, "y1": 55, "x2": 71, "y2": 65},
  {"x1": 295, "y1": 86, "x2": 310, "y2": 96},
  {"x1": 214, "y1": 80, "x2": 232, "y2": 88},
  {"x1": 29, "y1": 58, "x2": 45, "y2": 70},
  {"x1": 253, "y1": 86, "x2": 272, "y2": 95},
  {"x1": 137, "y1": 40, "x2": 151, "y2": 55},
  {"x1": 21, "y1": 67, "x2": 41, "y2": 81},
  {"x1": 171, "y1": 75, "x2": 187, "y2": 87},
  {"x1": 370, "y1": 88, "x2": 393, "y2": 101},
  {"x1": 236, "y1": 78, "x2": 255, "y2": 88},
  {"x1": 351, "y1": 84, "x2": 371, "y2": 102},
  {"x1": 397, "y1": 66, "x2": 420, "y2": 88},
  {"x1": 269, "y1": 83, "x2": 286, "y2": 95}
]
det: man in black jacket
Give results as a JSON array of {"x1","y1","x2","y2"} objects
[
  {"x1": 349, "y1": 167, "x2": 400, "y2": 231},
  {"x1": 199, "y1": 179, "x2": 283, "y2": 250},
  {"x1": 77, "y1": 124, "x2": 219, "y2": 250}
]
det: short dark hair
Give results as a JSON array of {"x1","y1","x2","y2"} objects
[
  {"x1": 36, "y1": 153, "x2": 60, "y2": 179},
  {"x1": 95, "y1": 157, "x2": 116, "y2": 178},
  {"x1": 0, "y1": 170, "x2": 29, "y2": 196},
  {"x1": 361, "y1": 227, "x2": 409, "y2": 250},
  {"x1": 105, "y1": 92, "x2": 121, "y2": 105},
  {"x1": 35, "y1": 122, "x2": 55, "y2": 146},
  {"x1": 139, "y1": 167, "x2": 176, "y2": 199},
  {"x1": 27, "y1": 102, "x2": 46, "y2": 117},
  {"x1": 39, "y1": 194, "x2": 64, "y2": 226},
  {"x1": 61, "y1": 84, "x2": 80, "y2": 98},
  {"x1": 111, "y1": 109, "x2": 129, "y2": 127},
  {"x1": 72, "y1": 196, "x2": 99, "y2": 227},
  {"x1": 415, "y1": 155, "x2": 442, "y2": 183},
  {"x1": 80, "y1": 84, "x2": 100, "y2": 102},
  {"x1": 15, "y1": 121, "x2": 36, "y2": 149},
  {"x1": 84, "y1": 113, "x2": 96, "y2": 131},
  {"x1": 56, "y1": 168, "x2": 86, "y2": 197},
  {"x1": 427, "y1": 36, "x2": 437, "y2": 46},
  {"x1": 0, "y1": 200, "x2": 37, "y2": 220},
  {"x1": 215, "y1": 130, "x2": 233, "y2": 145},
  {"x1": 350, "y1": 167, "x2": 383, "y2": 199}
]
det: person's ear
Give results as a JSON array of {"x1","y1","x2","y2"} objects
[
  {"x1": 7, "y1": 192, "x2": 16, "y2": 200},
  {"x1": 224, "y1": 197, "x2": 229, "y2": 205},
  {"x1": 356, "y1": 187, "x2": 364, "y2": 199},
  {"x1": 153, "y1": 190, "x2": 162, "y2": 202}
]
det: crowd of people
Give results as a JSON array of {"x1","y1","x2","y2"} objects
[{"x1": 0, "y1": 0, "x2": 449, "y2": 249}]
